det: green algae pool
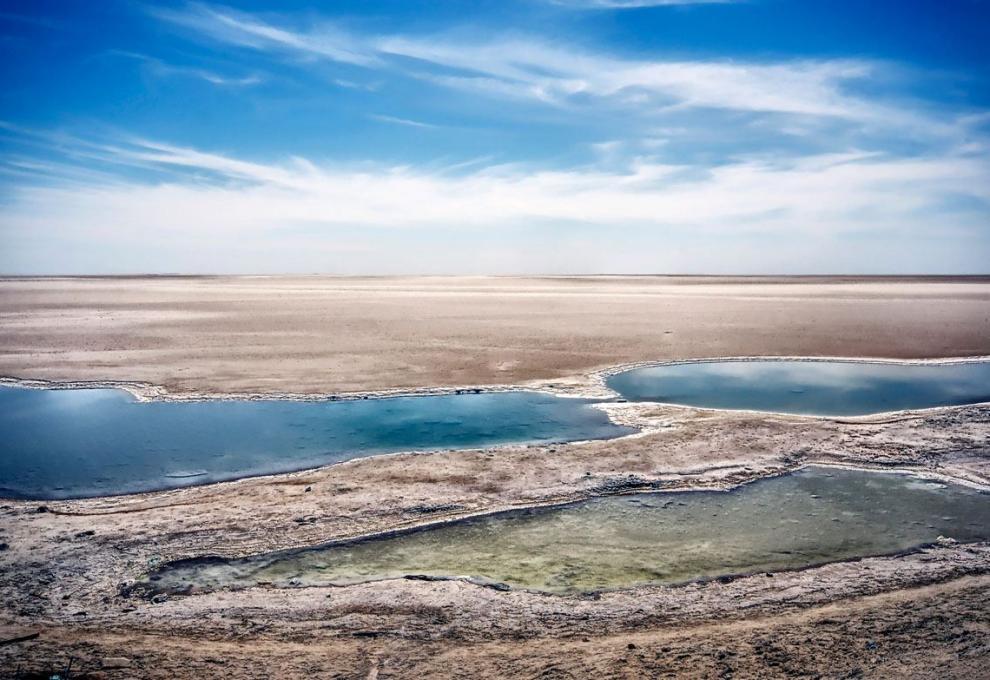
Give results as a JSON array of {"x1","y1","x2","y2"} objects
[{"x1": 144, "y1": 467, "x2": 990, "y2": 595}]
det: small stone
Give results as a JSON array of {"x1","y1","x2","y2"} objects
[
  {"x1": 304, "y1": 486, "x2": 312, "y2": 492},
  {"x1": 627, "y1": 643, "x2": 637, "y2": 650},
  {"x1": 102, "y1": 657, "x2": 133, "y2": 669},
  {"x1": 151, "y1": 594, "x2": 168, "y2": 604}
]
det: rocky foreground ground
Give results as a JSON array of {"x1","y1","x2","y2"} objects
[{"x1": 1, "y1": 397, "x2": 988, "y2": 679}]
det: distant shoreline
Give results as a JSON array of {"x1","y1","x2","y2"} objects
[{"x1": 2, "y1": 273, "x2": 990, "y2": 282}]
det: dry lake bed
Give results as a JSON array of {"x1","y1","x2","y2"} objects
[{"x1": 1, "y1": 275, "x2": 990, "y2": 679}]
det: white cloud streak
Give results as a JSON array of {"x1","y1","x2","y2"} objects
[
  {"x1": 368, "y1": 114, "x2": 439, "y2": 129},
  {"x1": 152, "y1": 3, "x2": 381, "y2": 67},
  {"x1": 2, "y1": 133, "x2": 987, "y2": 273},
  {"x1": 109, "y1": 50, "x2": 262, "y2": 86},
  {"x1": 152, "y1": 4, "x2": 898, "y2": 123},
  {"x1": 4, "y1": 136, "x2": 987, "y2": 236},
  {"x1": 381, "y1": 37, "x2": 880, "y2": 120}
]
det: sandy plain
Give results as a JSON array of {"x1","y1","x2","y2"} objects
[
  {"x1": 1, "y1": 275, "x2": 990, "y2": 679},
  {"x1": 2, "y1": 275, "x2": 990, "y2": 396}
]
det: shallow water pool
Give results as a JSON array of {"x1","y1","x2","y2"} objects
[
  {"x1": 143, "y1": 467, "x2": 990, "y2": 595},
  {"x1": 606, "y1": 360, "x2": 990, "y2": 416},
  {"x1": 0, "y1": 387, "x2": 633, "y2": 499}
]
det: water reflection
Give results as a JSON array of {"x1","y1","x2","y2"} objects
[
  {"x1": 607, "y1": 361, "x2": 990, "y2": 415},
  {"x1": 0, "y1": 387, "x2": 633, "y2": 500}
]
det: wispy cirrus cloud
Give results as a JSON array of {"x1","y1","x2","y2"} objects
[
  {"x1": 368, "y1": 114, "x2": 439, "y2": 129},
  {"x1": 379, "y1": 38, "x2": 882, "y2": 121},
  {"x1": 108, "y1": 50, "x2": 262, "y2": 86},
  {"x1": 151, "y1": 3, "x2": 381, "y2": 67},
  {"x1": 150, "y1": 3, "x2": 904, "y2": 125}
]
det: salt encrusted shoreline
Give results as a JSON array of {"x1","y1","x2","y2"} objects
[
  {"x1": 4, "y1": 356, "x2": 990, "y2": 506},
  {"x1": 4, "y1": 353, "x2": 990, "y2": 409},
  {"x1": 131, "y1": 461, "x2": 989, "y2": 605}
]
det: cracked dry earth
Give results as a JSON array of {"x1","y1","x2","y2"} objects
[{"x1": 1, "y1": 401, "x2": 989, "y2": 678}]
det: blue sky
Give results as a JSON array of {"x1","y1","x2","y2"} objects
[{"x1": 1, "y1": 0, "x2": 988, "y2": 274}]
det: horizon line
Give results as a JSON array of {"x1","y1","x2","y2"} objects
[{"x1": 3, "y1": 273, "x2": 990, "y2": 279}]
